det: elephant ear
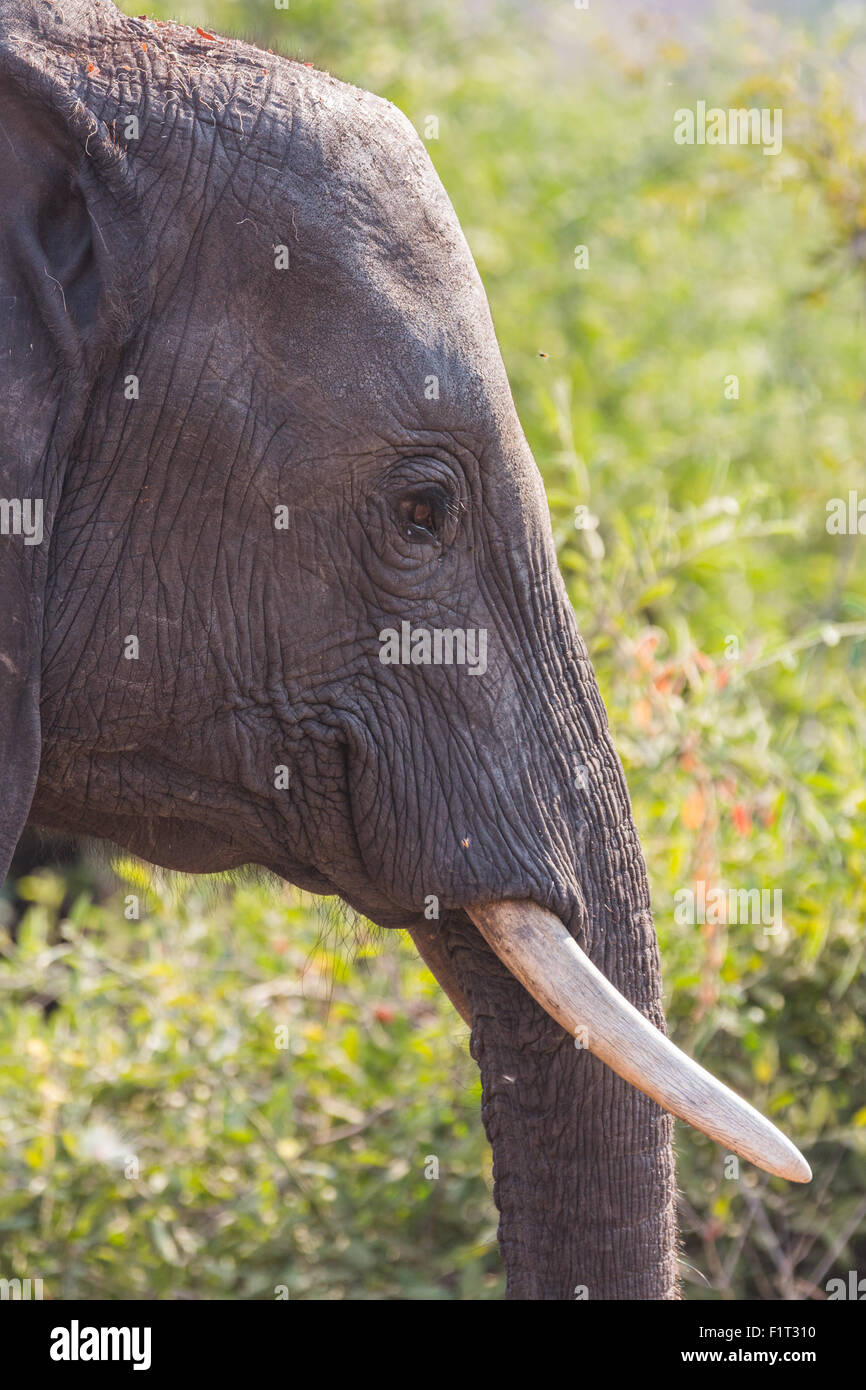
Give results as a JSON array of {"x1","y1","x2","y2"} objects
[{"x1": 0, "y1": 34, "x2": 146, "y2": 878}]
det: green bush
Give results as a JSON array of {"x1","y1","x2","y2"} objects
[{"x1": 0, "y1": 868, "x2": 500, "y2": 1299}]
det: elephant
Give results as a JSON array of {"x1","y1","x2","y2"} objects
[{"x1": 0, "y1": 0, "x2": 809, "y2": 1300}]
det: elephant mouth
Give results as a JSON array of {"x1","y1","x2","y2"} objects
[{"x1": 462, "y1": 899, "x2": 811, "y2": 1184}]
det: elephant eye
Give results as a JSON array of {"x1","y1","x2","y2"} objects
[{"x1": 396, "y1": 489, "x2": 448, "y2": 544}]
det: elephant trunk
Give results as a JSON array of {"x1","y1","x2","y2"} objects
[
  {"x1": 406, "y1": 535, "x2": 809, "y2": 1294},
  {"x1": 441, "y1": 892, "x2": 679, "y2": 1299}
]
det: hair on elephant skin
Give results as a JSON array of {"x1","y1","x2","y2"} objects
[{"x1": 0, "y1": 0, "x2": 809, "y2": 1300}]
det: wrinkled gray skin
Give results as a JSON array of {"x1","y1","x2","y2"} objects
[{"x1": 0, "y1": 0, "x2": 676, "y2": 1298}]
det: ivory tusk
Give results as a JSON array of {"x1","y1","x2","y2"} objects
[{"x1": 467, "y1": 899, "x2": 811, "y2": 1184}]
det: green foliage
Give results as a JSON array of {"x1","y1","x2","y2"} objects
[
  {"x1": 0, "y1": 869, "x2": 499, "y2": 1299},
  {"x1": 1, "y1": 0, "x2": 863, "y2": 1299}
]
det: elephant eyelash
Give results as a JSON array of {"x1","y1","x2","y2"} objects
[{"x1": 395, "y1": 487, "x2": 458, "y2": 544}]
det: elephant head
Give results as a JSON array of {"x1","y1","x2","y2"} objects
[{"x1": 0, "y1": 0, "x2": 808, "y2": 1299}]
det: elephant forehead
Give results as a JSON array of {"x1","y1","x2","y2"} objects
[
  {"x1": 29, "y1": 6, "x2": 514, "y2": 427},
  {"x1": 258, "y1": 76, "x2": 495, "y2": 346},
  {"x1": 135, "y1": 29, "x2": 480, "y2": 324},
  {"x1": 44, "y1": 7, "x2": 480, "y2": 326},
  {"x1": 215, "y1": 72, "x2": 520, "y2": 440}
]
